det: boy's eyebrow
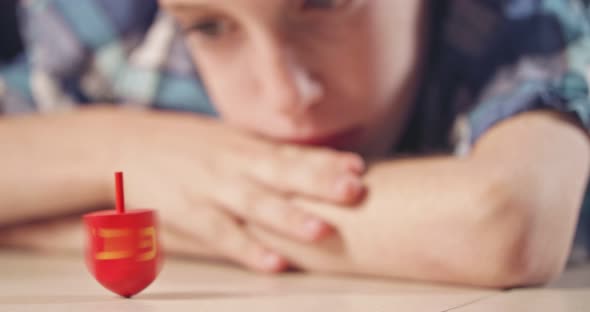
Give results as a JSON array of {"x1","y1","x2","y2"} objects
[{"x1": 160, "y1": 0, "x2": 212, "y2": 12}]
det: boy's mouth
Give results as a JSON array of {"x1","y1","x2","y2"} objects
[{"x1": 286, "y1": 126, "x2": 363, "y2": 150}]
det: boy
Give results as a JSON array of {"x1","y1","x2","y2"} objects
[{"x1": 0, "y1": 0, "x2": 589, "y2": 287}]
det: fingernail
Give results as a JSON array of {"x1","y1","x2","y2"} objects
[
  {"x1": 302, "y1": 218, "x2": 327, "y2": 240},
  {"x1": 346, "y1": 156, "x2": 365, "y2": 174},
  {"x1": 262, "y1": 252, "x2": 284, "y2": 271},
  {"x1": 336, "y1": 176, "x2": 364, "y2": 200}
]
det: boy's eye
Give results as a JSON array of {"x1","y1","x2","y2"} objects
[
  {"x1": 194, "y1": 20, "x2": 221, "y2": 37},
  {"x1": 301, "y1": 0, "x2": 349, "y2": 11},
  {"x1": 185, "y1": 18, "x2": 232, "y2": 39}
]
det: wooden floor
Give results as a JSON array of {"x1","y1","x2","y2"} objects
[{"x1": 0, "y1": 250, "x2": 588, "y2": 311}]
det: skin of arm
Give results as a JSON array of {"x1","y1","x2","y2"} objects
[
  {"x1": 0, "y1": 107, "x2": 226, "y2": 259},
  {"x1": 247, "y1": 111, "x2": 590, "y2": 288},
  {"x1": 0, "y1": 107, "x2": 119, "y2": 226}
]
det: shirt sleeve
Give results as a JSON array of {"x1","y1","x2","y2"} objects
[
  {"x1": 0, "y1": 55, "x2": 34, "y2": 115},
  {"x1": 454, "y1": 0, "x2": 590, "y2": 150},
  {"x1": 0, "y1": 0, "x2": 159, "y2": 115}
]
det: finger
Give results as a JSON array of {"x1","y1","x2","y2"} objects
[
  {"x1": 217, "y1": 182, "x2": 334, "y2": 242},
  {"x1": 0, "y1": 217, "x2": 84, "y2": 252},
  {"x1": 245, "y1": 223, "x2": 353, "y2": 274},
  {"x1": 290, "y1": 197, "x2": 351, "y2": 227},
  {"x1": 161, "y1": 225, "x2": 219, "y2": 259},
  {"x1": 248, "y1": 144, "x2": 367, "y2": 204},
  {"x1": 171, "y1": 205, "x2": 289, "y2": 273}
]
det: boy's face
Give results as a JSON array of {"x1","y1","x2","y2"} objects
[{"x1": 161, "y1": 0, "x2": 426, "y2": 156}]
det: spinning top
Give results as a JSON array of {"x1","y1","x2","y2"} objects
[{"x1": 83, "y1": 172, "x2": 162, "y2": 298}]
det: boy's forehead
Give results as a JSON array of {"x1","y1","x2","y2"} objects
[
  {"x1": 160, "y1": 0, "x2": 224, "y2": 9},
  {"x1": 160, "y1": 0, "x2": 210, "y2": 7},
  {"x1": 160, "y1": 0, "x2": 269, "y2": 7}
]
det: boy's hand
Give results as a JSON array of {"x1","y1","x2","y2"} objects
[{"x1": 116, "y1": 112, "x2": 365, "y2": 272}]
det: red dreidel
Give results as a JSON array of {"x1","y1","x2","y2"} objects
[{"x1": 83, "y1": 172, "x2": 162, "y2": 298}]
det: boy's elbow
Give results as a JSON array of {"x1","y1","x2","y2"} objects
[
  {"x1": 468, "y1": 180, "x2": 568, "y2": 289},
  {"x1": 477, "y1": 242, "x2": 565, "y2": 289}
]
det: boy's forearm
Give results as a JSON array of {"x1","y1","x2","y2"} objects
[
  {"x1": 0, "y1": 216, "x2": 84, "y2": 252},
  {"x1": 343, "y1": 157, "x2": 521, "y2": 285},
  {"x1": 351, "y1": 113, "x2": 589, "y2": 287},
  {"x1": 0, "y1": 107, "x2": 130, "y2": 226},
  {"x1": 0, "y1": 216, "x2": 220, "y2": 261}
]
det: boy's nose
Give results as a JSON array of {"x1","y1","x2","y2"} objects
[{"x1": 255, "y1": 36, "x2": 324, "y2": 117}]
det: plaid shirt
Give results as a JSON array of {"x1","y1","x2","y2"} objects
[{"x1": 1, "y1": 0, "x2": 589, "y2": 262}]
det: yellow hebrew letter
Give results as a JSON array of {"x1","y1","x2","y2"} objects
[
  {"x1": 96, "y1": 228, "x2": 133, "y2": 260},
  {"x1": 138, "y1": 227, "x2": 157, "y2": 261}
]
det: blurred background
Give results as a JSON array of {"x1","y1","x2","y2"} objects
[{"x1": 0, "y1": 0, "x2": 23, "y2": 65}]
